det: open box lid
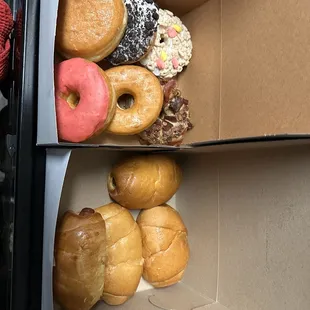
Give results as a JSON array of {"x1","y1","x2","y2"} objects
[{"x1": 37, "y1": 0, "x2": 310, "y2": 148}]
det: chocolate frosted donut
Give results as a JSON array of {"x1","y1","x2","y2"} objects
[{"x1": 107, "y1": 0, "x2": 159, "y2": 65}]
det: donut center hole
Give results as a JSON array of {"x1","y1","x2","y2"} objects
[
  {"x1": 117, "y1": 94, "x2": 134, "y2": 110},
  {"x1": 66, "y1": 92, "x2": 80, "y2": 109},
  {"x1": 160, "y1": 34, "x2": 166, "y2": 44}
]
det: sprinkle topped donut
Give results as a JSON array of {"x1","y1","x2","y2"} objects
[
  {"x1": 140, "y1": 9, "x2": 193, "y2": 80},
  {"x1": 107, "y1": 0, "x2": 159, "y2": 65}
]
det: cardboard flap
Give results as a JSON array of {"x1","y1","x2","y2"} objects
[
  {"x1": 42, "y1": 149, "x2": 72, "y2": 310},
  {"x1": 92, "y1": 285, "x2": 212, "y2": 310},
  {"x1": 195, "y1": 303, "x2": 230, "y2": 310},
  {"x1": 38, "y1": 0, "x2": 59, "y2": 144},
  {"x1": 147, "y1": 284, "x2": 213, "y2": 310}
]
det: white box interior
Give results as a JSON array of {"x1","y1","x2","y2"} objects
[
  {"x1": 38, "y1": 0, "x2": 310, "y2": 147},
  {"x1": 43, "y1": 145, "x2": 310, "y2": 310}
]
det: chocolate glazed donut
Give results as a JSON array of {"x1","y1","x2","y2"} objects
[{"x1": 107, "y1": 0, "x2": 159, "y2": 65}]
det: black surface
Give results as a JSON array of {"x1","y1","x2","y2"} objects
[
  {"x1": 28, "y1": 148, "x2": 45, "y2": 310},
  {"x1": 7, "y1": 0, "x2": 44, "y2": 309}
]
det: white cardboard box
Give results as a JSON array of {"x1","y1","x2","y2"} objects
[
  {"x1": 43, "y1": 144, "x2": 310, "y2": 309},
  {"x1": 38, "y1": 0, "x2": 310, "y2": 147}
]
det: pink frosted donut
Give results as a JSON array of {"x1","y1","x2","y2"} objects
[{"x1": 54, "y1": 58, "x2": 116, "y2": 142}]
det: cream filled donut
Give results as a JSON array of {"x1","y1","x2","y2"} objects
[
  {"x1": 140, "y1": 9, "x2": 193, "y2": 79},
  {"x1": 54, "y1": 58, "x2": 116, "y2": 142}
]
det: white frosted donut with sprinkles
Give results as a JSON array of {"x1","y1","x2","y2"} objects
[{"x1": 140, "y1": 9, "x2": 193, "y2": 80}]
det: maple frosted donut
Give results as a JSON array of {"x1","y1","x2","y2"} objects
[
  {"x1": 107, "y1": 0, "x2": 159, "y2": 65},
  {"x1": 140, "y1": 9, "x2": 193, "y2": 79},
  {"x1": 56, "y1": 0, "x2": 127, "y2": 62},
  {"x1": 54, "y1": 58, "x2": 116, "y2": 142},
  {"x1": 106, "y1": 66, "x2": 163, "y2": 135}
]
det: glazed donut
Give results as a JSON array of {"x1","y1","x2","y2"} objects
[
  {"x1": 55, "y1": 58, "x2": 116, "y2": 143},
  {"x1": 107, "y1": 0, "x2": 159, "y2": 65},
  {"x1": 140, "y1": 9, "x2": 193, "y2": 79},
  {"x1": 106, "y1": 66, "x2": 163, "y2": 135},
  {"x1": 56, "y1": 0, "x2": 127, "y2": 62}
]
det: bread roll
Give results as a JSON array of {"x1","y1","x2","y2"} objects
[
  {"x1": 137, "y1": 205, "x2": 189, "y2": 288},
  {"x1": 96, "y1": 203, "x2": 143, "y2": 305},
  {"x1": 54, "y1": 208, "x2": 106, "y2": 310},
  {"x1": 108, "y1": 155, "x2": 182, "y2": 210}
]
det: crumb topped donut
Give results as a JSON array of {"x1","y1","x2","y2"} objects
[
  {"x1": 139, "y1": 80, "x2": 193, "y2": 146},
  {"x1": 140, "y1": 9, "x2": 193, "y2": 79},
  {"x1": 107, "y1": 0, "x2": 159, "y2": 65}
]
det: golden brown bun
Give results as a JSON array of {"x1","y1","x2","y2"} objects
[
  {"x1": 56, "y1": 0, "x2": 127, "y2": 62},
  {"x1": 95, "y1": 203, "x2": 143, "y2": 305},
  {"x1": 137, "y1": 205, "x2": 190, "y2": 288},
  {"x1": 108, "y1": 155, "x2": 182, "y2": 210},
  {"x1": 54, "y1": 208, "x2": 106, "y2": 310}
]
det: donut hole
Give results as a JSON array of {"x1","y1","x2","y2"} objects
[
  {"x1": 117, "y1": 94, "x2": 134, "y2": 110},
  {"x1": 66, "y1": 92, "x2": 80, "y2": 109},
  {"x1": 159, "y1": 34, "x2": 166, "y2": 44}
]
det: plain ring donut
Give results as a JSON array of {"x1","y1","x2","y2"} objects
[{"x1": 106, "y1": 66, "x2": 163, "y2": 135}]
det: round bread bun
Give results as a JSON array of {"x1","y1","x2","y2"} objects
[
  {"x1": 54, "y1": 208, "x2": 106, "y2": 310},
  {"x1": 95, "y1": 203, "x2": 143, "y2": 305},
  {"x1": 137, "y1": 205, "x2": 190, "y2": 288},
  {"x1": 55, "y1": 0, "x2": 127, "y2": 62},
  {"x1": 108, "y1": 155, "x2": 182, "y2": 210}
]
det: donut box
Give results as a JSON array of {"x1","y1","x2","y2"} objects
[
  {"x1": 38, "y1": 0, "x2": 310, "y2": 148},
  {"x1": 43, "y1": 145, "x2": 310, "y2": 310}
]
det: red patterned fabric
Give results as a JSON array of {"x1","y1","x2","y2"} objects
[
  {"x1": 15, "y1": 9, "x2": 22, "y2": 72},
  {"x1": 0, "y1": 0, "x2": 13, "y2": 81}
]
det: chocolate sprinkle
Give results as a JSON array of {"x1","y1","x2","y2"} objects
[
  {"x1": 145, "y1": 21, "x2": 153, "y2": 30},
  {"x1": 107, "y1": 0, "x2": 159, "y2": 65},
  {"x1": 153, "y1": 12, "x2": 159, "y2": 20}
]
